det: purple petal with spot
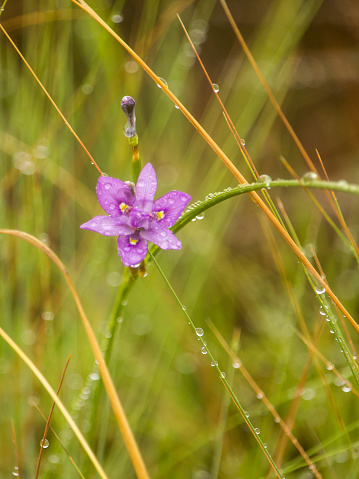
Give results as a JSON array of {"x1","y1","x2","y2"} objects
[
  {"x1": 80, "y1": 216, "x2": 132, "y2": 236},
  {"x1": 134, "y1": 163, "x2": 157, "y2": 213},
  {"x1": 117, "y1": 233, "x2": 149, "y2": 266},
  {"x1": 97, "y1": 177, "x2": 135, "y2": 216},
  {"x1": 153, "y1": 191, "x2": 191, "y2": 228},
  {"x1": 140, "y1": 222, "x2": 181, "y2": 250}
]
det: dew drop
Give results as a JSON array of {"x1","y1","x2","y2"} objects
[
  {"x1": 40, "y1": 438, "x2": 49, "y2": 449},
  {"x1": 122, "y1": 300, "x2": 128, "y2": 306},
  {"x1": 89, "y1": 372, "x2": 100, "y2": 381},
  {"x1": 244, "y1": 411, "x2": 250, "y2": 417},
  {"x1": 12, "y1": 467, "x2": 19, "y2": 477},
  {"x1": 104, "y1": 183, "x2": 111, "y2": 190},
  {"x1": 302, "y1": 171, "x2": 318, "y2": 182},
  {"x1": 211, "y1": 361, "x2": 218, "y2": 367},
  {"x1": 254, "y1": 428, "x2": 260, "y2": 434},
  {"x1": 342, "y1": 385, "x2": 352, "y2": 392},
  {"x1": 274, "y1": 416, "x2": 280, "y2": 423},
  {"x1": 319, "y1": 306, "x2": 327, "y2": 316},
  {"x1": 112, "y1": 13, "x2": 123, "y2": 23},
  {"x1": 196, "y1": 213, "x2": 205, "y2": 220},
  {"x1": 182, "y1": 305, "x2": 186, "y2": 311},
  {"x1": 175, "y1": 104, "x2": 180, "y2": 109},
  {"x1": 201, "y1": 347, "x2": 207, "y2": 355},
  {"x1": 195, "y1": 328, "x2": 204, "y2": 337},
  {"x1": 258, "y1": 174, "x2": 272, "y2": 187},
  {"x1": 326, "y1": 363, "x2": 334, "y2": 370},
  {"x1": 220, "y1": 371, "x2": 226, "y2": 378},
  {"x1": 256, "y1": 392, "x2": 264, "y2": 399},
  {"x1": 42, "y1": 311, "x2": 54, "y2": 321},
  {"x1": 241, "y1": 139, "x2": 246, "y2": 146},
  {"x1": 212, "y1": 83, "x2": 219, "y2": 93},
  {"x1": 263, "y1": 443, "x2": 268, "y2": 449},
  {"x1": 232, "y1": 361, "x2": 241, "y2": 369},
  {"x1": 157, "y1": 77, "x2": 168, "y2": 88},
  {"x1": 315, "y1": 284, "x2": 326, "y2": 295}
]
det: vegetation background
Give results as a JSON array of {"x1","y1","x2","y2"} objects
[{"x1": 1, "y1": 0, "x2": 359, "y2": 478}]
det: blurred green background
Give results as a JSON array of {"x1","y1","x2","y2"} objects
[{"x1": 1, "y1": 0, "x2": 359, "y2": 477}]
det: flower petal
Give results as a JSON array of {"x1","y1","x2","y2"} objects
[
  {"x1": 97, "y1": 177, "x2": 135, "y2": 216},
  {"x1": 140, "y1": 223, "x2": 181, "y2": 250},
  {"x1": 134, "y1": 163, "x2": 157, "y2": 213},
  {"x1": 153, "y1": 191, "x2": 191, "y2": 228},
  {"x1": 117, "y1": 233, "x2": 149, "y2": 266},
  {"x1": 80, "y1": 215, "x2": 132, "y2": 236}
]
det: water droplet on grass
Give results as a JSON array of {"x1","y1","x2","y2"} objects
[
  {"x1": 40, "y1": 438, "x2": 49, "y2": 448},
  {"x1": 211, "y1": 361, "x2": 218, "y2": 367},
  {"x1": 212, "y1": 83, "x2": 219, "y2": 92},
  {"x1": 112, "y1": 13, "x2": 123, "y2": 23},
  {"x1": 258, "y1": 174, "x2": 272, "y2": 187},
  {"x1": 157, "y1": 77, "x2": 168, "y2": 88},
  {"x1": 196, "y1": 213, "x2": 205, "y2": 220},
  {"x1": 201, "y1": 347, "x2": 207, "y2": 354},
  {"x1": 254, "y1": 428, "x2": 260, "y2": 434},
  {"x1": 220, "y1": 371, "x2": 226, "y2": 378},
  {"x1": 196, "y1": 328, "x2": 204, "y2": 337},
  {"x1": 342, "y1": 385, "x2": 352, "y2": 392},
  {"x1": 302, "y1": 171, "x2": 318, "y2": 182},
  {"x1": 315, "y1": 284, "x2": 326, "y2": 294}
]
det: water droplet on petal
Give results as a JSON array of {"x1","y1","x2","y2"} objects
[{"x1": 212, "y1": 83, "x2": 219, "y2": 93}]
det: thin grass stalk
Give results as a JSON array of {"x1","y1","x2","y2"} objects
[{"x1": 149, "y1": 251, "x2": 285, "y2": 479}]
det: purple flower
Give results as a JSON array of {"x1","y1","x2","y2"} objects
[{"x1": 81, "y1": 163, "x2": 191, "y2": 267}]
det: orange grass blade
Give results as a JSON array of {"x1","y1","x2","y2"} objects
[
  {"x1": 0, "y1": 229, "x2": 150, "y2": 479},
  {"x1": 0, "y1": 24, "x2": 103, "y2": 176},
  {"x1": 219, "y1": 0, "x2": 318, "y2": 175},
  {"x1": 70, "y1": 0, "x2": 359, "y2": 337}
]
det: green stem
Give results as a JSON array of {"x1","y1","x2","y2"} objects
[{"x1": 172, "y1": 179, "x2": 359, "y2": 234}]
